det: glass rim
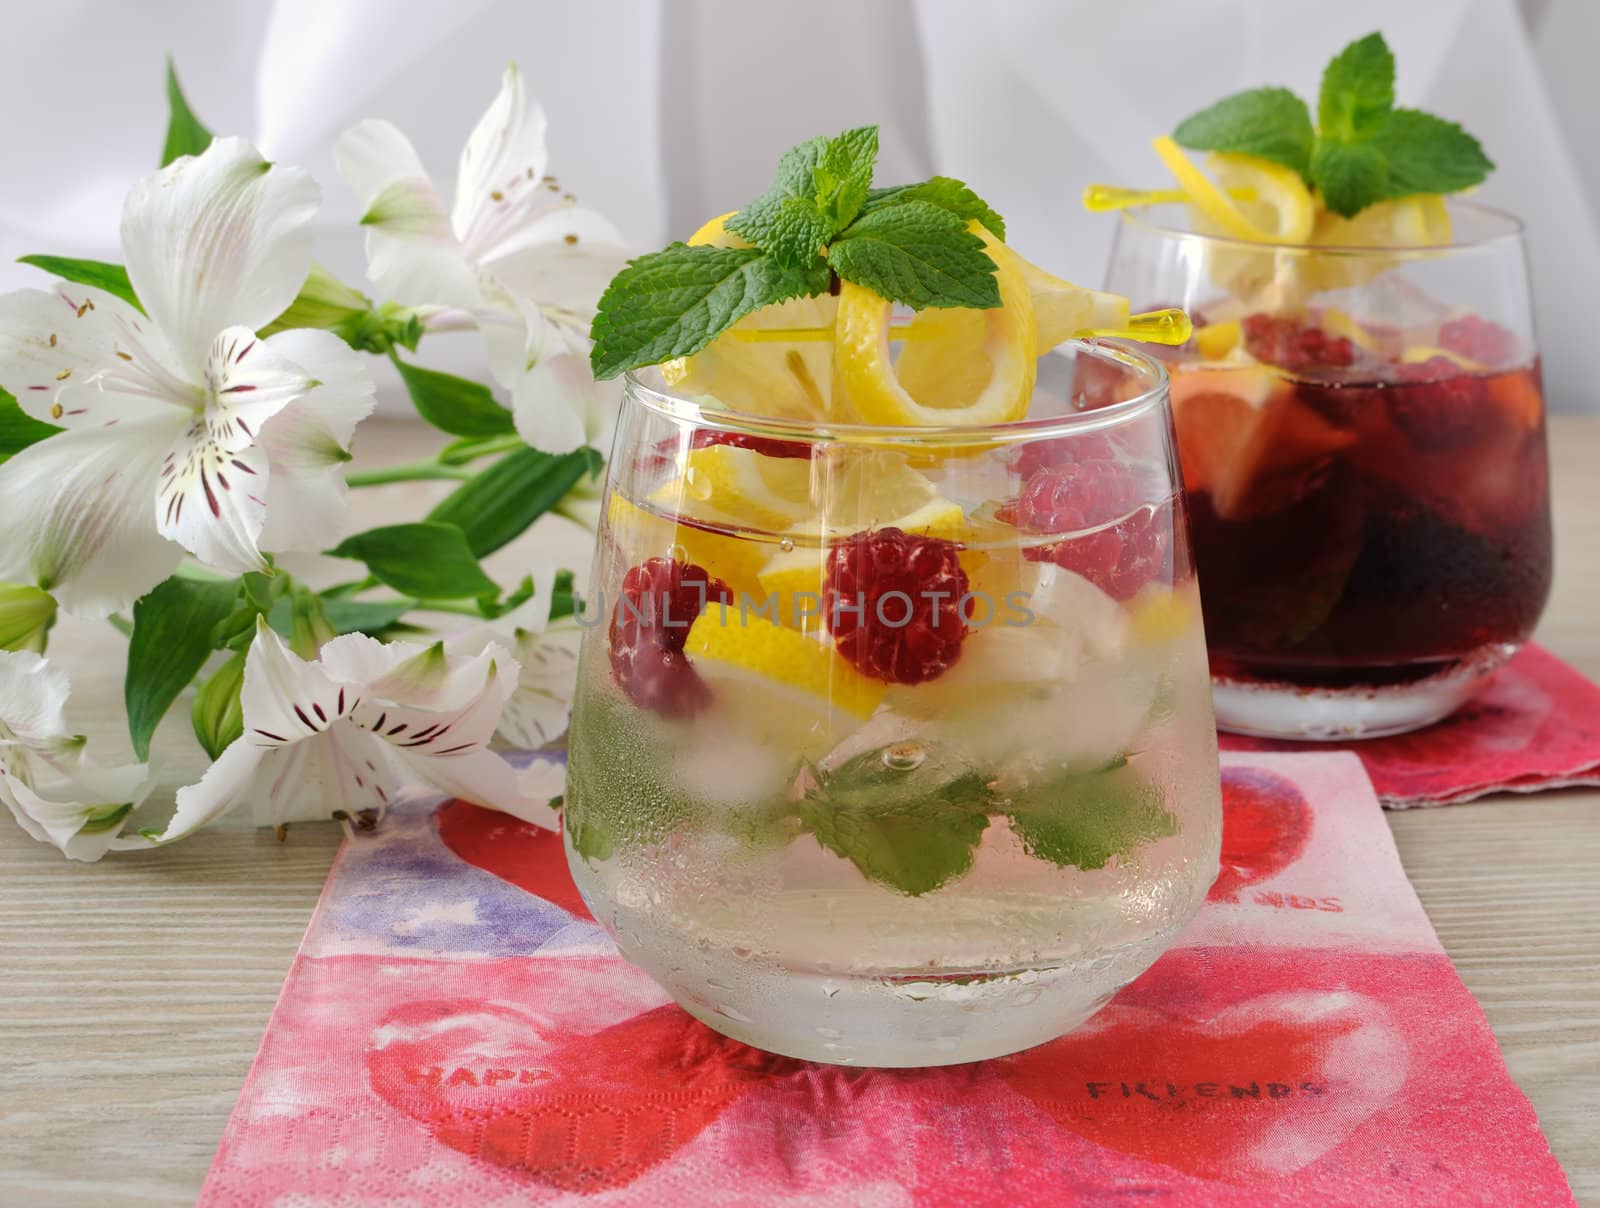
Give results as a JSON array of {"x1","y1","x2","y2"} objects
[
  {"x1": 1115, "y1": 196, "x2": 1525, "y2": 257},
  {"x1": 621, "y1": 339, "x2": 1171, "y2": 448}
]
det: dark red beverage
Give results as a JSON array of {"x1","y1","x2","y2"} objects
[{"x1": 1169, "y1": 313, "x2": 1552, "y2": 694}]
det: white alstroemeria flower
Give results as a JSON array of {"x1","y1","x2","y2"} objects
[
  {"x1": 0, "y1": 138, "x2": 376, "y2": 618},
  {"x1": 335, "y1": 64, "x2": 629, "y2": 454},
  {"x1": 0, "y1": 651, "x2": 153, "y2": 862},
  {"x1": 447, "y1": 567, "x2": 580, "y2": 750},
  {"x1": 142, "y1": 622, "x2": 558, "y2": 845}
]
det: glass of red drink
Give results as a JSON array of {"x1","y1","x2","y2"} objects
[{"x1": 1104, "y1": 201, "x2": 1550, "y2": 738}]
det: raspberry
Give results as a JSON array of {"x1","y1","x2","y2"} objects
[
  {"x1": 1389, "y1": 358, "x2": 1492, "y2": 451},
  {"x1": 1438, "y1": 315, "x2": 1518, "y2": 367},
  {"x1": 1242, "y1": 313, "x2": 1356, "y2": 373},
  {"x1": 609, "y1": 557, "x2": 733, "y2": 716},
  {"x1": 1010, "y1": 431, "x2": 1118, "y2": 482},
  {"x1": 691, "y1": 430, "x2": 812, "y2": 459},
  {"x1": 1010, "y1": 461, "x2": 1170, "y2": 600},
  {"x1": 824, "y1": 528, "x2": 970, "y2": 684}
]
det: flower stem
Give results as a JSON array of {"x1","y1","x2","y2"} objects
[
  {"x1": 106, "y1": 614, "x2": 133, "y2": 638},
  {"x1": 346, "y1": 461, "x2": 476, "y2": 487}
]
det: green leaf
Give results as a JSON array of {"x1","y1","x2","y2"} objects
[
  {"x1": 861, "y1": 176, "x2": 1006, "y2": 239},
  {"x1": 161, "y1": 59, "x2": 214, "y2": 166},
  {"x1": 327, "y1": 523, "x2": 497, "y2": 599},
  {"x1": 1309, "y1": 139, "x2": 1390, "y2": 218},
  {"x1": 826, "y1": 201, "x2": 1000, "y2": 310},
  {"x1": 724, "y1": 195, "x2": 831, "y2": 269},
  {"x1": 548, "y1": 569, "x2": 578, "y2": 622},
  {"x1": 264, "y1": 595, "x2": 416, "y2": 642},
  {"x1": 0, "y1": 387, "x2": 61, "y2": 461},
  {"x1": 589, "y1": 244, "x2": 829, "y2": 379},
  {"x1": 390, "y1": 357, "x2": 516, "y2": 437},
  {"x1": 437, "y1": 433, "x2": 523, "y2": 465},
  {"x1": 811, "y1": 125, "x2": 879, "y2": 233},
  {"x1": 1172, "y1": 87, "x2": 1315, "y2": 177},
  {"x1": 16, "y1": 256, "x2": 143, "y2": 313},
  {"x1": 428, "y1": 447, "x2": 601, "y2": 557},
  {"x1": 999, "y1": 761, "x2": 1177, "y2": 872},
  {"x1": 191, "y1": 649, "x2": 246, "y2": 760},
  {"x1": 795, "y1": 748, "x2": 995, "y2": 896},
  {"x1": 1369, "y1": 108, "x2": 1494, "y2": 197},
  {"x1": 1318, "y1": 32, "x2": 1395, "y2": 142},
  {"x1": 125, "y1": 577, "x2": 240, "y2": 760}
]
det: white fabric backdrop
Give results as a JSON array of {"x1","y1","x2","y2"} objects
[{"x1": 0, "y1": 0, "x2": 1594, "y2": 409}]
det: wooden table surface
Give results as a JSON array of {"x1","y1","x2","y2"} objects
[{"x1": 2, "y1": 416, "x2": 1597, "y2": 1206}]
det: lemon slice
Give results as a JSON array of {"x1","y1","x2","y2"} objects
[
  {"x1": 834, "y1": 222, "x2": 1038, "y2": 426},
  {"x1": 1016, "y1": 257, "x2": 1130, "y2": 352},
  {"x1": 686, "y1": 613, "x2": 886, "y2": 739},
  {"x1": 660, "y1": 213, "x2": 838, "y2": 420},
  {"x1": 1152, "y1": 138, "x2": 1315, "y2": 244},
  {"x1": 661, "y1": 443, "x2": 814, "y2": 529},
  {"x1": 605, "y1": 495, "x2": 768, "y2": 598}
]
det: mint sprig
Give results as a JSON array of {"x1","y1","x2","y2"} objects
[
  {"x1": 1171, "y1": 31, "x2": 1492, "y2": 218},
  {"x1": 589, "y1": 125, "x2": 1006, "y2": 379}
]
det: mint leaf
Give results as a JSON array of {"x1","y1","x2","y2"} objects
[
  {"x1": 390, "y1": 356, "x2": 516, "y2": 438},
  {"x1": 589, "y1": 244, "x2": 828, "y2": 379},
  {"x1": 723, "y1": 195, "x2": 831, "y2": 269},
  {"x1": 328, "y1": 523, "x2": 497, "y2": 599},
  {"x1": 1370, "y1": 108, "x2": 1494, "y2": 197},
  {"x1": 1172, "y1": 87, "x2": 1315, "y2": 176},
  {"x1": 812, "y1": 125, "x2": 878, "y2": 233},
  {"x1": 795, "y1": 749, "x2": 995, "y2": 896},
  {"x1": 17, "y1": 255, "x2": 143, "y2": 313},
  {"x1": 861, "y1": 176, "x2": 1006, "y2": 239},
  {"x1": 1310, "y1": 139, "x2": 1389, "y2": 218},
  {"x1": 1000, "y1": 760, "x2": 1177, "y2": 871},
  {"x1": 161, "y1": 59, "x2": 214, "y2": 166},
  {"x1": 827, "y1": 201, "x2": 1000, "y2": 310},
  {"x1": 726, "y1": 125, "x2": 879, "y2": 263},
  {"x1": 565, "y1": 691, "x2": 705, "y2": 862},
  {"x1": 1318, "y1": 32, "x2": 1395, "y2": 142}
]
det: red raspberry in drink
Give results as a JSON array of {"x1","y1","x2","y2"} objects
[
  {"x1": 1009, "y1": 461, "x2": 1170, "y2": 600},
  {"x1": 824, "y1": 528, "x2": 970, "y2": 684},
  {"x1": 1242, "y1": 313, "x2": 1356, "y2": 373},
  {"x1": 1438, "y1": 315, "x2": 1518, "y2": 366},
  {"x1": 1389, "y1": 358, "x2": 1493, "y2": 451},
  {"x1": 609, "y1": 557, "x2": 734, "y2": 716}
]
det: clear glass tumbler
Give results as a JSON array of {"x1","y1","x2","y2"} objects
[
  {"x1": 1104, "y1": 201, "x2": 1551, "y2": 738},
  {"x1": 563, "y1": 344, "x2": 1221, "y2": 1066}
]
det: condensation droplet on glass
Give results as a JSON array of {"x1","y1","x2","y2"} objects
[
  {"x1": 731, "y1": 945, "x2": 752, "y2": 959},
  {"x1": 821, "y1": 980, "x2": 840, "y2": 998},
  {"x1": 882, "y1": 742, "x2": 926, "y2": 772},
  {"x1": 667, "y1": 542, "x2": 688, "y2": 563},
  {"x1": 779, "y1": 537, "x2": 795, "y2": 553},
  {"x1": 814, "y1": 1025, "x2": 843, "y2": 1040},
  {"x1": 715, "y1": 1004, "x2": 752, "y2": 1023}
]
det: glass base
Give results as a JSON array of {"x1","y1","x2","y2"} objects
[
  {"x1": 1212, "y1": 644, "x2": 1515, "y2": 740},
  {"x1": 616, "y1": 923, "x2": 1184, "y2": 1068}
]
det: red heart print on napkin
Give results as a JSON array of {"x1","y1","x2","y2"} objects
[
  {"x1": 367, "y1": 1000, "x2": 802, "y2": 1192},
  {"x1": 997, "y1": 989, "x2": 1404, "y2": 1183},
  {"x1": 436, "y1": 800, "x2": 593, "y2": 920},
  {"x1": 1208, "y1": 767, "x2": 1313, "y2": 902}
]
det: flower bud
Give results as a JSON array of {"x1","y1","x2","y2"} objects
[
  {"x1": 260, "y1": 263, "x2": 370, "y2": 336},
  {"x1": 0, "y1": 582, "x2": 56, "y2": 652},
  {"x1": 191, "y1": 649, "x2": 246, "y2": 760}
]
